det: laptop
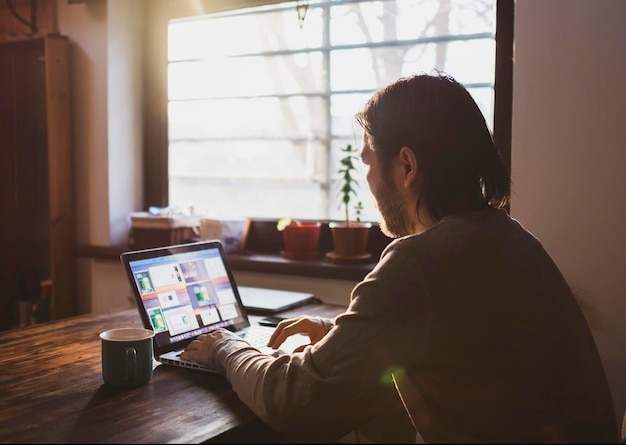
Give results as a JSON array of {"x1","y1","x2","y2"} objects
[
  {"x1": 238, "y1": 286, "x2": 317, "y2": 314},
  {"x1": 120, "y1": 240, "x2": 294, "y2": 372}
]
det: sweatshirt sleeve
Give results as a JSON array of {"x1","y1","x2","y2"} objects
[{"x1": 206, "y1": 240, "x2": 428, "y2": 442}]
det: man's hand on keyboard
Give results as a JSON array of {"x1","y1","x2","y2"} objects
[
  {"x1": 267, "y1": 316, "x2": 327, "y2": 353},
  {"x1": 180, "y1": 329, "x2": 238, "y2": 366}
]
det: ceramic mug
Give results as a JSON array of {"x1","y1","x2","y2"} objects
[{"x1": 100, "y1": 327, "x2": 155, "y2": 387}]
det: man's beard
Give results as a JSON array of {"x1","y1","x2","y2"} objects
[{"x1": 375, "y1": 171, "x2": 413, "y2": 238}]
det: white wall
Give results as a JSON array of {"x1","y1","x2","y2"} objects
[
  {"x1": 59, "y1": 0, "x2": 626, "y2": 424},
  {"x1": 57, "y1": 0, "x2": 109, "y2": 246},
  {"x1": 510, "y1": 0, "x2": 626, "y2": 423},
  {"x1": 107, "y1": 0, "x2": 145, "y2": 245},
  {"x1": 58, "y1": 0, "x2": 145, "y2": 313}
]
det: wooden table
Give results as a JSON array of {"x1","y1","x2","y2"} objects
[{"x1": 0, "y1": 302, "x2": 345, "y2": 443}]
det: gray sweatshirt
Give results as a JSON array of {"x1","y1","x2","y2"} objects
[{"x1": 207, "y1": 207, "x2": 617, "y2": 443}]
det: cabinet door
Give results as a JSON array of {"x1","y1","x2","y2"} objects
[
  {"x1": 0, "y1": 42, "x2": 19, "y2": 329},
  {"x1": 44, "y1": 36, "x2": 75, "y2": 322},
  {"x1": 0, "y1": 37, "x2": 74, "y2": 329}
]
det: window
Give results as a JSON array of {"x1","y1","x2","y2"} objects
[{"x1": 164, "y1": 0, "x2": 509, "y2": 222}]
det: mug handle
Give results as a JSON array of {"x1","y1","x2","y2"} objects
[{"x1": 125, "y1": 347, "x2": 137, "y2": 382}]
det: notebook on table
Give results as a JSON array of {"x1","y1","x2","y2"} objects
[
  {"x1": 238, "y1": 286, "x2": 317, "y2": 314},
  {"x1": 120, "y1": 240, "x2": 298, "y2": 373}
]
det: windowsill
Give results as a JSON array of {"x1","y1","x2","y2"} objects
[
  {"x1": 76, "y1": 245, "x2": 376, "y2": 282},
  {"x1": 227, "y1": 251, "x2": 375, "y2": 281},
  {"x1": 77, "y1": 219, "x2": 392, "y2": 282}
]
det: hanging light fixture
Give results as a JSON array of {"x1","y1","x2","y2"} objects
[{"x1": 296, "y1": 0, "x2": 309, "y2": 28}]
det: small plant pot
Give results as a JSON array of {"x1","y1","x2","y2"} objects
[
  {"x1": 281, "y1": 222, "x2": 321, "y2": 260},
  {"x1": 327, "y1": 221, "x2": 372, "y2": 263}
]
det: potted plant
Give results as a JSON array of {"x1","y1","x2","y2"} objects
[
  {"x1": 276, "y1": 217, "x2": 321, "y2": 260},
  {"x1": 327, "y1": 144, "x2": 372, "y2": 263}
]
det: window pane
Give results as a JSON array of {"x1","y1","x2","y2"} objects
[
  {"x1": 169, "y1": 52, "x2": 325, "y2": 100},
  {"x1": 330, "y1": 0, "x2": 494, "y2": 45},
  {"x1": 170, "y1": 177, "x2": 328, "y2": 220},
  {"x1": 168, "y1": 5, "x2": 324, "y2": 61},
  {"x1": 467, "y1": 86, "x2": 495, "y2": 132},
  {"x1": 330, "y1": 39, "x2": 494, "y2": 92},
  {"x1": 331, "y1": 93, "x2": 372, "y2": 137},
  {"x1": 438, "y1": 39, "x2": 495, "y2": 84},
  {"x1": 169, "y1": 96, "x2": 327, "y2": 140},
  {"x1": 169, "y1": 140, "x2": 325, "y2": 181}
]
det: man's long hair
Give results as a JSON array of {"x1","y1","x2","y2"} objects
[{"x1": 355, "y1": 72, "x2": 510, "y2": 221}]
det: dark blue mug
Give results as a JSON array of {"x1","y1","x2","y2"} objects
[{"x1": 100, "y1": 328, "x2": 155, "y2": 387}]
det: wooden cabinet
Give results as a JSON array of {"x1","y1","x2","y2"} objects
[{"x1": 0, "y1": 35, "x2": 75, "y2": 329}]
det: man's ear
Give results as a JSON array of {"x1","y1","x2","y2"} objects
[{"x1": 398, "y1": 146, "x2": 419, "y2": 186}]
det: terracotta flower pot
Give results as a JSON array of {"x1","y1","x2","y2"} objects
[
  {"x1": 281, "y1": 222, "x2": 321, "y2": 260},
  {"x1": 328, "y1": 221, "x2": 372, "y2": 262}
]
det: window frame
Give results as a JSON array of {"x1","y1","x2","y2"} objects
[{"x1": 142, "y1": 0, "x2": 514, "y2": 213}]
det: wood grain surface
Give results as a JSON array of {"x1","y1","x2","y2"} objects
[{"x1": 0, "y1": 302, "x2": 345, "y2": 443}]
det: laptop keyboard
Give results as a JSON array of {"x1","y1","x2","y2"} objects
[{"x1": 239, "y1": 326, "x2": 274, "y2": 349}]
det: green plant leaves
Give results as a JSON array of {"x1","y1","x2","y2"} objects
[
  {"x1": 336, "y1": 144, "x2": 361, "y2": 223},
  {"x1": 276, "y1": 217, "x2": 293, "y2": 231}
]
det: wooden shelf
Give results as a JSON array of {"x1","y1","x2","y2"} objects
[
  {"x1": 77, "y1": 244, "x2": 376, "y2": 282},
  {"x1": 77, "y1": 218, "x2": 391, "y2": 283}
]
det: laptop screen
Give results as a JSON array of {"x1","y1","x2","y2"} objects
[{"x1": 121, "y1": 241, "x2": 251, "y2": 353}]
